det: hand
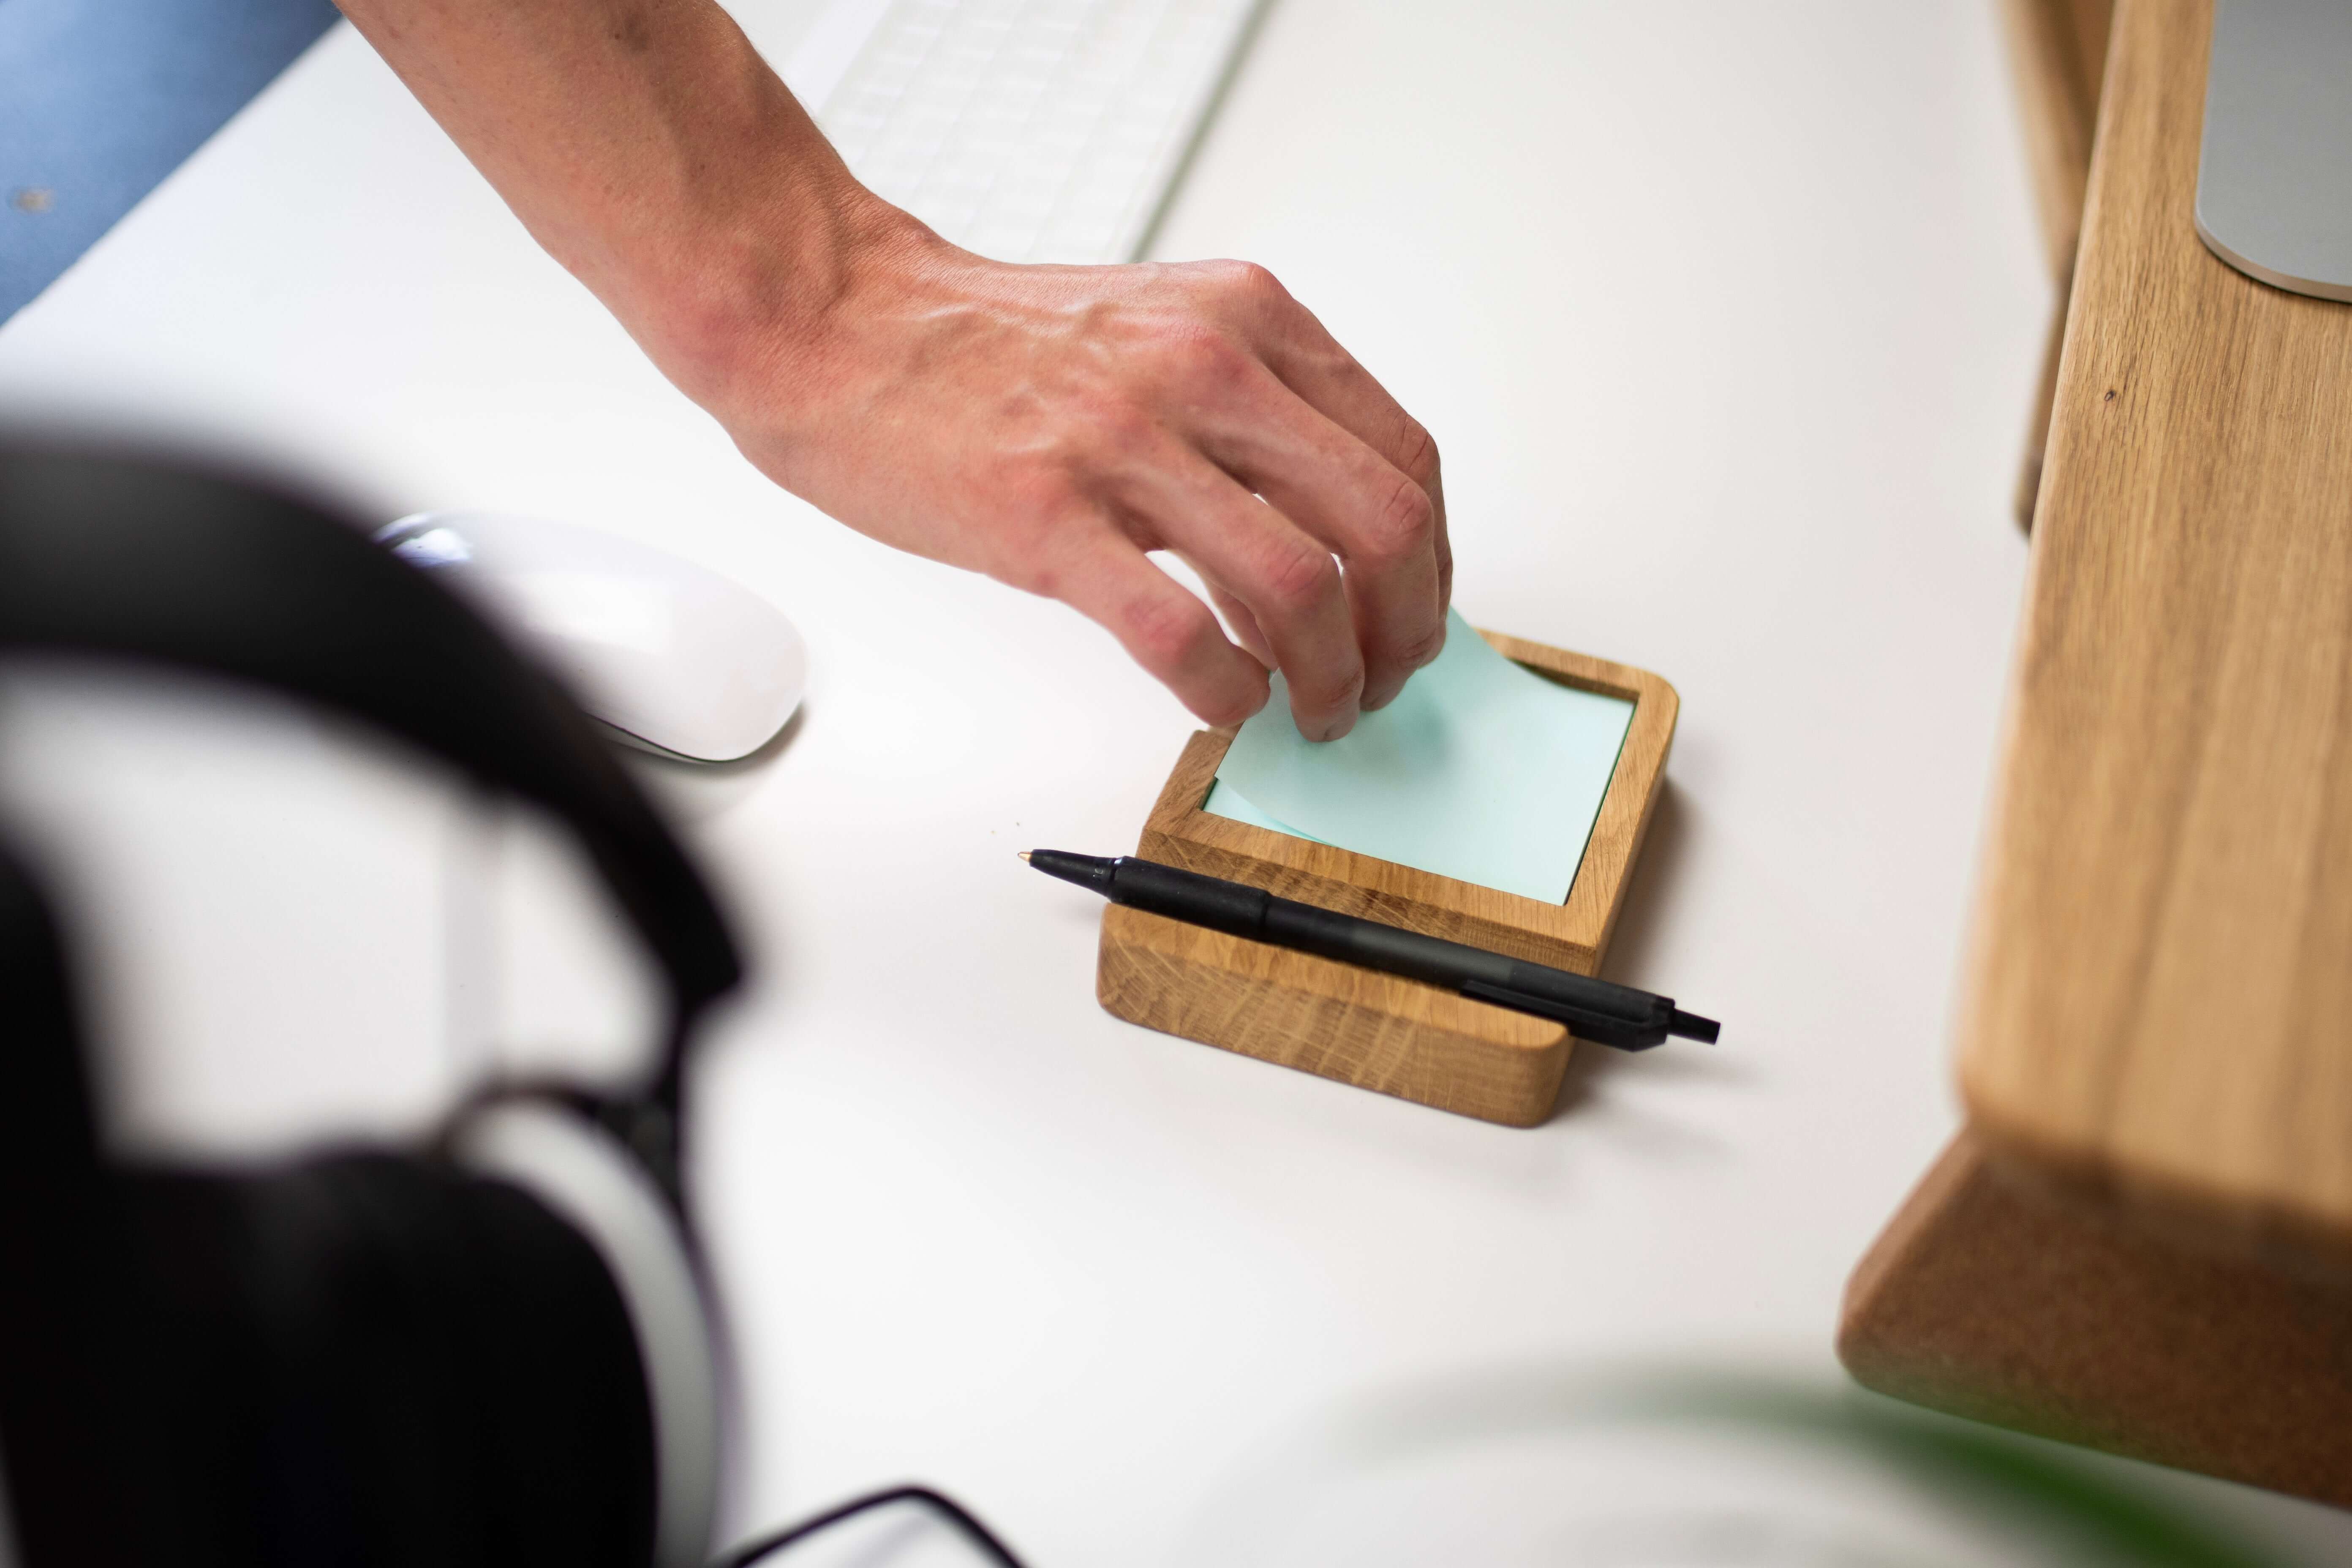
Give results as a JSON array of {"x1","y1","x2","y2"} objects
[
  {"x1": 329, "y1": 0, "x2": 1445, "y2": 735},
  {"x1": 685, "y1": 217, "x2": 1451, "y2": 739}
]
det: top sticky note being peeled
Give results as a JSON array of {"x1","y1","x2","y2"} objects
[{"x1": 1203, "y1": 609, "x2": 1634, "y2": 903}]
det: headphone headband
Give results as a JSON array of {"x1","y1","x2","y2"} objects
[{"x1": 0, "y1": 443, "x2": 744, "y2": 1087}]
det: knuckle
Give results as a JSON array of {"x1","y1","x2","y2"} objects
[
  {"x1": 1393, "y1": 619, "x2": 1448, "y2": 671},
  {"x1": 976, "y1": 468, "x2": 1093, "y2": 589},
  {"x1": 1290, "y1": 658, "x2": 1365, "y2": 716},
  {"x1": 991, "y1": 520, "x2": 1078, "y2": 596},
  {"x1": 1124, "y1": 591, "x2": 1212, "y2": 670},
  {"x1": 1259, "y1": 542, "x2": 1341, "y2": 615},
  {"x1": 1222, "y1": 260, "x2": 1289, "y2": 304},
  {"x1": 1159, "y1": 325, "x2": 1247, "y2": 389},
  {"x1": 1189, "y1": 259, "x2": 1293, "y2": 321},
  {"x1": 1081, "y1": 402, "x2": 1158, "y2": 466},
  {"x1": 995, "y1": 473, "x2": 1085, "y2": 550},
  {"x1": 1009, "y1": 453, "x2": 1083, "y2": 507},
  {"x1": 1362, "y1": 474, "x2": 1436, "y2": 562}
]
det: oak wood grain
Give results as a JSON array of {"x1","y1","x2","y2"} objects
[
  {"x1": 1958, "y1": 0, "x2": 2352, "y2": 1262},
  {"x1": 1098, "y1": 629, "x2": 1677, "y2": 1126},
  {"x1": 1099, "y1": 904, "x2": 1574, "y2": 1127}
]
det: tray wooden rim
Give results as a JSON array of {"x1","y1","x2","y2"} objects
[{"x1": 1138, "y1": 627, "x2": 1679, "y2": 964}]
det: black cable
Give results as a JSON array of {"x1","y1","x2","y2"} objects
[{"x1": 709, "y1": 1484, "x2": 1029, "y2": 1568}]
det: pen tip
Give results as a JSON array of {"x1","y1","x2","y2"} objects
[{"x1": 1017, "y1": 850, "x2": 1032, "y2": 863}]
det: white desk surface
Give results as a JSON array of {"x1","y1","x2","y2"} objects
[{"x1": 7, "y1": 2, "x2": 2351, "y2": 1563}]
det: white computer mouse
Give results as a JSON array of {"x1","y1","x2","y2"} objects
[{"x1": 376, "y1": 511, "x2": 806, "y2": 763}]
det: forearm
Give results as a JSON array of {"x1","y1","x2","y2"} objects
[{"x1": 332, "y1": 0, "x2": 906, "y2": 404}]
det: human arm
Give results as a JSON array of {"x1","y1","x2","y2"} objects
[{"x1": 331, "y1": 0, "x2": 1450, "y2": 737}]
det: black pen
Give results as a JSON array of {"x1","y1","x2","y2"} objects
[{"x1": 1024, "y1": 850, "x2": 1718, "y2": 1051}]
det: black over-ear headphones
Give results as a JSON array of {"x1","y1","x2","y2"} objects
[
  {"x1": 0, "y1": 445, "x2": 1032, "y2": 1568},
  {"x1": 0, "y1": 444, "x2": 742, "y2": 1568}
]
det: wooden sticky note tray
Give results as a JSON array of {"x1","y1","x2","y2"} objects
[{"x1": 1096, "y1": 629, "x2": 1678, "y2": 1126}]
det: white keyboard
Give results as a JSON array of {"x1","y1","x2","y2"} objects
[{"x1": 786, "y1": 0, "x2": 1267, "y2": 264}]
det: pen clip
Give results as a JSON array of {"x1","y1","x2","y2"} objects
[{"x1": 1459, "y1": 980, "x2": 1669, "y2": 1051}]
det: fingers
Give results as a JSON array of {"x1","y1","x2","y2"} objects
[
  {"x1": 1202, "y1": 264, "x2": 1445, "y2": 497},
  {"x1": 1119, "y1": 448, "x2": 1367, "y2": 740},
  {"x1": 1161, "y1": 261, "x2": 1451, "y2": 707},
  {"x1": 1171, "y1": 551, "x2": 1276, "y2": 668},
  {"x1": 1190, "y1": 357, "x2": 1446, "y2": 710},
  {"x1": 1209, "y1": 582, "x2": 1275, "y2": 669},
  {"x1": 1046, "y1": 531, "x2": 1271, "y2": 728},
  {"x1": 1266, "y1": 321, "x2": 1453, "y2": 634}
]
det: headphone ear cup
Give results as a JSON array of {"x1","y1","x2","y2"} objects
[
  {"x1": 450, "y1": 1098, "x2": 723, "y2": 1568},
  {"x1": 120, "y1": 1152, "x2": 657, "y2": 1568}
]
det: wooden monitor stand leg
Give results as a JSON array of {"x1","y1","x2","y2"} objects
[
  {"x1": 1838, "y1": 1133, "x2": 2352, "y2": 1506},
  {"x1": 1995, "y1": 0, "x2": 2114, "y2": 531}
]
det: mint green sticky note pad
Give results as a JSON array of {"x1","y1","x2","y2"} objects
[{"x1": 1202, "y1": 610, "x2": 1636, "y2": 904}]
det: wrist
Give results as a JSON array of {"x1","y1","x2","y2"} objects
[{"x1": 619, "y1": 163, "x2": 936, "y2": 427}]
